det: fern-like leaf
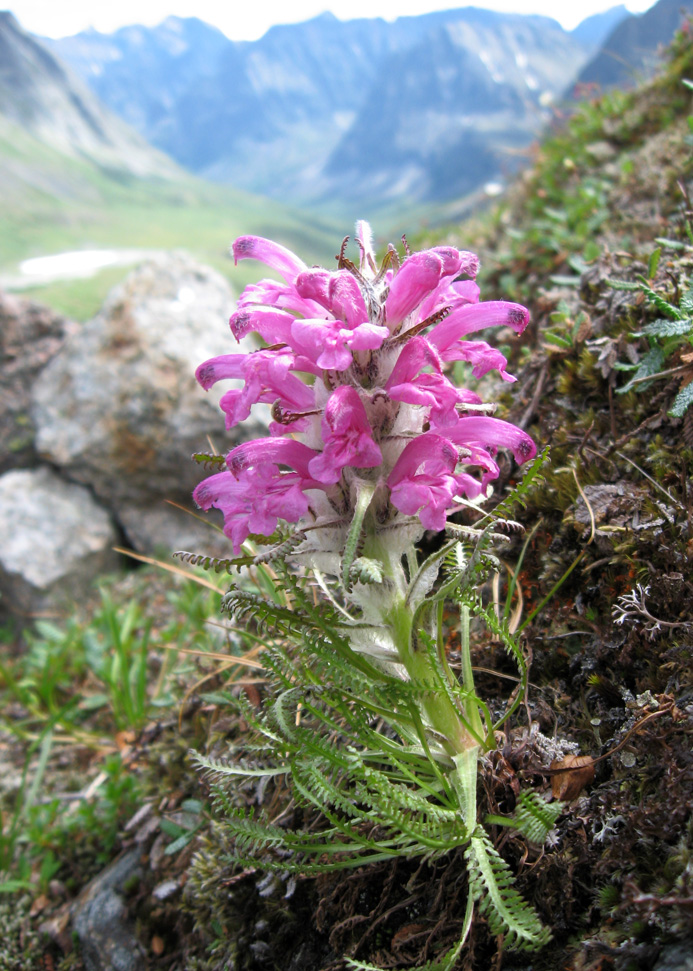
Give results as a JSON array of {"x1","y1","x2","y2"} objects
[
  {"x1": 466, "y1": 829, "x2": 550, "y2": 950},
  {"x1": 513, "y1": 790, "x2": 563, "y2": 846}
]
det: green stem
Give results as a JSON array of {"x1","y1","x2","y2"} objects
[{"x1": 387, "y1": 597, "x2": 477, "y2": 758}]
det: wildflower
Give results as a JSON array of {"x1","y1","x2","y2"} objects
[{"x1": 194, "y1": 222, "x2": 535, "y2": 555}]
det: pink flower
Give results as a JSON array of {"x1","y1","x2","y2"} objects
[
  {"x1": 194, "y1": 223, "x2": 535, "y2": 547},
  {"x1": 290, "y1": 317, "x2": 389, "y2": 371},
  {"x1": 196, "y1": 350, "x2": 315, "y2": 429},
  {"x1": 308, "y1": 387, "x2": 382, "y2": 484},
  {"x1": 193, "y1": 467, "x2": 311, "y2": 553},
  {"x1": 387, "y1": 434, "x2": 461, "y2": 531},
  {"x1": 232, "y1": 235, "x2": 306, "y2": 282}
]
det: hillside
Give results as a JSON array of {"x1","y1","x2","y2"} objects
[
  {"x1": 413, "y1": 24, "x2": 693, "y2": 968},
  {"x1": 575, "y1": 0, "x2": 693, "y2": 90},
  {"x1": 0, "y1": 11, "x2": 178, "y2": 177},
  {"x1": 0, "y1": 12, "x2": 339, "y2": 317}
]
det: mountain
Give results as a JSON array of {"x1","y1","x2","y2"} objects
[
  {"x1": 0, "y1": 11, "x2": 338, "y2": 300},
  {"x1": 574, "y1": 0, "x2": 693, "y2": 90},
  {"x1": 43, "y1": 16, "x2": 233, "y2": 149},
  {"x1": 0, "y1": 11, "x2": 178, "y2": 178},
  {"x1": 323, "y1": 11, "x2": 585, "y2": 206},
  {"x1": 570, "y1": 5, "x2": 629, "y2": 49},
  {"x1": 49, "y1": 9, "x2": 591, "y2": 215}
]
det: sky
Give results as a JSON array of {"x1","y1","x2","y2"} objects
[{"x1": 9, "y1": 0, "x2": 656, "y2": 40}]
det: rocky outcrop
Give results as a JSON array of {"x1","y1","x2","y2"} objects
[
  {"x1": 0, "y1": 290, "x2": 74, "y2": 474},
  {"x1": 0, "y1": 466, "x2": 120, "y2": 617},
  {"x1": 0, "y1": 252, "x2": 260, "y2": 619},
  {"x1": 32, "y1": 252, "x2": 260, "y2": 556}
]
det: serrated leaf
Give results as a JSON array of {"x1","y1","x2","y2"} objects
[
  {"x1": 605, "y1": 278, "x2": 641, "y2": 291},
  {"x1": 669, "y1": 380, "x2": 693, "y2": 418},
  {"x1": 681, "y1": 288, "x2": 693, "y2": 313},
  {"x1": 642, "y1": 317, "x2": 693, "y2": 338},
  {"x1": 636, "y1": 277, "x2": 683, "y2": 319},
  {"x1": 647, "y1": 247, "x2": 661, "y2": 280},
  {"x1": 617, "y1": 346, "x2": 665, "y2": 393}
]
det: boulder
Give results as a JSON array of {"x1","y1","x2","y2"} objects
[
  {"x1": 0, "y1": 466, "x2": 120, "y2": 618},
  {"x1": 31, "y1": 253, "x2": 262, "y2": 554},
  {"x1": 0, "y1": 289, "x2": 74, "y2": 474}
]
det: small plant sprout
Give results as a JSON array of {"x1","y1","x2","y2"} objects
[{"x1": 186, "y1": 223, "x2": 558, "y2": 965}]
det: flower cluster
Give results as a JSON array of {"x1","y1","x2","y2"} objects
[{"x1": 194, "y1": 222, "x2": 536, "y2": 554}]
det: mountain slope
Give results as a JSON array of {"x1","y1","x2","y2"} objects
[
  {"x1": 0, "y1": 11, "x2": 178, "y2": 178},
  {"x1": 323, "y1": 12, "x2": 586, "y2": 206},
  {"x1": 49, "y1": 10, "x2": 590, "y2": 214},
  {"x1": 0, "y1": 12, "x2": 339, "y2": 309},
  {"x1": 569, "y1": 4, "x2": 628, "y2": 48},
  {"x1": 574, "y1": 0, "x2": 693, "y2": 90},
  {"x1": 44, "y1": 16, "x2": 233, "y2": 148}
]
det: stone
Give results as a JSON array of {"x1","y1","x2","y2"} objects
[
  {"x1": 72, "y1": 850, "x2": 146, "y2": 971},
  {"x1": 0, "y1": 289, "x2": 74, "y2": 474},
  {"x1": 652, "y1": 942, "x2": 693, "y2": 971},
  {"x1": 0, "y1": 466, "x2": 120, "y2": 618},
  {"x1": 31, "y1": 253, "x2": 264, "y2": 554}
]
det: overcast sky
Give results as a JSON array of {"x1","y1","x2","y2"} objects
[{"x1": 9, "y1": 0, "x2": 655, "y2": 39}]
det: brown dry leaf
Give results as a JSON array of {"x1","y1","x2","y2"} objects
[
  {"x1": 550, "y1": 754, "x2": 596, "y2": 800},
  {"x1": 115, "y1": 730, "x2": 136, "y2": 751},
  {"x1": 391, "y1": 923, "x2": 427, "y2": 951},
  {"x1": 151, "y1": 935, "x2": 165, "y2": 956},
  {"x1": 576, "y1": 313, "x2": 592, "y2": 343},
  {"x1": 30, "y1": 894, "x2": 50, "y2": 916}
]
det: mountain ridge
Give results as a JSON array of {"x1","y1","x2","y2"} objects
[{"x1": 46, "y1": 7, "x2": 594, "y2": 213}]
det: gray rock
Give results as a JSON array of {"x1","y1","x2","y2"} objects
[
  {"x1": 0, "y1": 466, "x2": 120, "y2": 618},
  {"x1": 73, "y1": 850, "x2": 146, "y2": 971},
  {"x1": 0, "y1": 289, "x2": 74, "y2": 474},
  {"x1": 31, "y1": 253, "x2": 262, "y2": 553},
  {"x1": 653, "y1": 941, "x2": 693, "y2": 971}
]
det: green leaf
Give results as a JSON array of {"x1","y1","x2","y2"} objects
[
  {"x1": 642, "y1": 317, "x2": 693, "y2": 338},
  {"x1": 605, "y1": 278, "x2": 641, "y2": 291},
  {"x1": 544, "y1": 332, "x2": 573, "y2": 349},
  {"x1": 681, "y1": 287, "x2": 693, "y2": 314},
  {"x1": 617, "y1": 346, "x2": 665, "y2": 394},
  {"x1": 647, "y1": 247, "x2": 661, "y2": 280},
  {"x1": 654, "y1": 238, "x2": 689, "y2": 252},
  {"x1": 669, "y1": 381, "x2": 693, "y2": 418},
  {"x1": 636, "y1": 277, "x2": 683, "y2": 319}
]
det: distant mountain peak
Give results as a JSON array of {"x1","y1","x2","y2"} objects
[{"x1": 0, "y1": 13, "x2": 179, "y2": 178}]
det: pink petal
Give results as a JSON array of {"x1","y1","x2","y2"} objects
[
  {"x1": 295, "y1": 269, "x2": 369, "y2": 328},
  {"x1": 384, "y1": 251, "x2": 444, "y2": 327},
  {"x1": 229, "y1": 308, "x2": 295, "y2": 344},
  {"x1": 429, "y1": 246, "x2": 479, "y2": 279},
  {"x1": 232, "y1": 236, "x2": 306, "y2": 282},
  {"x1": 196, "y1": 354, "x2": 245, "y2": 390},
  {"x1": 384, "y1": 336, "x2": 443, "y2": 388},
  {"x1": 446, "y1": 416, "x2": 536, "y2": 465},
  {"x1": 308, "y1": 387, "x2": 382, "y2": 484},
  {"x1": 441, "y1": 339, "x2": 515, "y2": 381},
  {"x1": 428, "y1": 301, "x2": 530, "y2": 353},
  {"x1": 227, "y1": 437, "x2": 320, "y2": 480}
]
